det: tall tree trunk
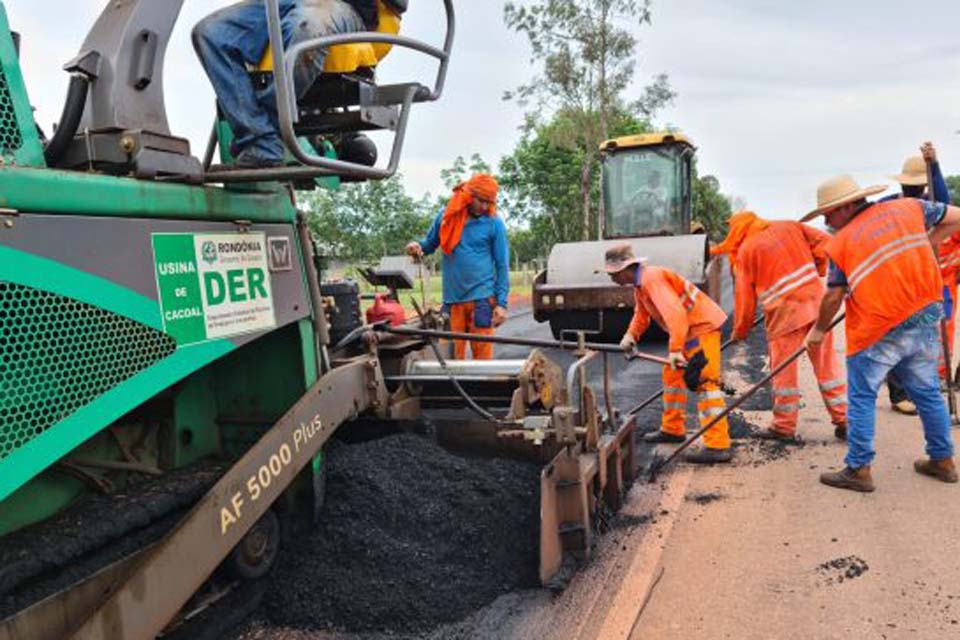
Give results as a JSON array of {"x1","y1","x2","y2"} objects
[{"x1": 580, "y1": 158, "x2": 593, "y2": 241}]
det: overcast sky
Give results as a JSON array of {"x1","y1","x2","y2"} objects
[{"x1": 7, "y1": 0, "x2": 960, "y2": 221}]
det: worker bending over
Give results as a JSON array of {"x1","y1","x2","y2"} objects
[
  {"x1": 605, "y1": 245, "x2": 731, "y2": 464},
  {"x1": 805, "y1": 175, "x2": 960, "y2": 492},
  {"x1": 407, "y1": 175, "x2": 509, "y2": 360},
  {"x1": 882, "y1": 142, "x2": 951, "y2": 414},
  {"x1": 193, "y1": 0, "x2": 378, "y2": 168},
  {"x1": 712, "y1": 211, "x2": 847, "y2": 441}
]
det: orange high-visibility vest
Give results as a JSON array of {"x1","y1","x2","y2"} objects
[
  {"x1": 628, "y1": 266, "x2": 727, "y2": 352},
  {"x1": 825, "y1": 199, "x2": 943, "y2": 355},
  {"x1": 939, "y1": 234, "x2": 960, "y2": 284},
  {"x1": 734, "y1": 221, "x2": 830, "y2": 339}
]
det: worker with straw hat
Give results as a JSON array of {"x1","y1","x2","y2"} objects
[
  {"x1": 882, "y1": 142, "x2": 952, "y2": 415},
  {"x1": 711, "y1": 211, "x2": 847, "y2": 442},
  {"x1": 603, "y1": 244, "x2": 732, "y2": 464},
  {"x1": 804, "y1": 175, "x2": 960, "y2": 492}
]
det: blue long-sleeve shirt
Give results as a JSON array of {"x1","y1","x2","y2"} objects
[{"x1": 419, "y1": 211, "x2": 510, "y2": 308}]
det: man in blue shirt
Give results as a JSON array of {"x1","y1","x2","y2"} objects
[
  {"x1": 193, "y1": 0, "x2": 379, "y2": 168},
  {"x1": 883, "y1": 142, "x2": 951, "y2": 416},
  {"x1": 407, "y1": 174, "x2": 510, "y2": 360}
]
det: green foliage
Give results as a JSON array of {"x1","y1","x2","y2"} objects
[
  {"x1": 691, "y1": 170, "x2": 733, "y2": 242},
  {"x1": 301, "y1": 175, "x2": 434, "y2": 263},
  {"x1": 504, "y1": 0, "x2": 675, "y2": 241},
  {"x1": 499, "y1": 110, "x2": 649, "y2": 257},
  {"x1": 945, "y1": 175, "x2": 960, "y2": 206}
]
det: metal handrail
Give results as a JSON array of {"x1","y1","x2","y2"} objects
[{"x1": 263, "y1": 0, "x2": 455, "y2": 180}]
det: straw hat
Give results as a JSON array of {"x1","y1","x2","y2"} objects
[
  {"x1": 601, "y1": 244, "x2": 646, "y2": 274},
  {"x1": 801, "y1": 175, "x2": 886, "y2": 222},
  {"x1": 891, "y1": 155, "x2": 928, "y2": 187}
]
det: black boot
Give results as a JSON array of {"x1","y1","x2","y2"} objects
[
  {"x1": 683, "y1": 447, "x2": 733, "y2": 464},
  {"x1": 642, "y1": 431, "x2": 686, "y2": 444}
]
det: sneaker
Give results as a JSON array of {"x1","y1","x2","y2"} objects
[
  {"x1": 754, "y1": 427, "x2": 798, "y2": 442},
  {"x1": 892, "y1": 400, "x2": 918, "y2": 415},
  {"x1": 642, "y1": 431, "x2": 686, "y2": 444},
  {"x1": 833, "y1": 422, "x2": 847, "y2": 441},
  {"x1": 914, "y1": 457, "x2": 959, "y2": 483},
  {"x1": 235, "y1": 148, "x2": 283, "y2": 169},
  {"x1": 683, "y1": 447, "x2": 733, "y2": 464},
  {"x1": 820, "y1": 466, "x2": 875, "y2": 492}
]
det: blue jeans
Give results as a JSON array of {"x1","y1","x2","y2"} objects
[
  {"x1": 192, "y1": 0, "x2": 365, "y2": 161},
  {"x1": 846, "y1": 317, "x2": 954, "y2": 468}
]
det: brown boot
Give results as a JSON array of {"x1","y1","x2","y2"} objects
[
  {"x1": 820, "y1": 466, "x2": 875, "y2": 492},
  {"x1": 914, "y1": 457, "x2": 959, "y2": 483}
]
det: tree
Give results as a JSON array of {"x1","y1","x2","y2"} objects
[
  {"x1": 945, "y1": 175, "x2": 960, "y2": 206},
  {"x1": 499, "y1": 110, "x2": 649, "y2": 257},
  {"x1": 691, "y1": 170, "x2": 733, "y2": 242},
  {"x1": 504, "y1": 0, "x2": 675, "y2": 240},
  {"x1": 301, "y1": 175, "x2": 434, "y2": 262}
]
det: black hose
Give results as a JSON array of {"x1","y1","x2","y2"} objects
[{"x1": 43, "y1": 74, "x2": 89, "y2": 166}]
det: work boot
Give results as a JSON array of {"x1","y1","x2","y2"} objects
[
  {"x1": 833, "y1": 422, "x2": 847, "y2": 441},
  {"x1": 235, "y1": 149, "x2": 284, "y2": 169},
  {"x1": 892, "y1": 399, "x2": 918, "y2": 415},
  {"x1": 820, "y1": 466, "x2": 875, "y2": 492},
  {"x1": 755, "y1": 427, "x2": 798, "y2": 443},
  {"x1": 683, "y1": 447, "x2": 733, "y2": 464},
  {"x1": 914, "y1": 457, "x2": 959, "y2": 483},
  {"x1": 643, "y1": 430, "x2": 686, "y2": 444}
]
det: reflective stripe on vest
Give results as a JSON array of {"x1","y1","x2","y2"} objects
[
  {"x1": 758, "y1": 262, "x2": 819, "y2": 306},
  {"x1": 847, "y1": 232, "x2": 931, "y2": 293}
]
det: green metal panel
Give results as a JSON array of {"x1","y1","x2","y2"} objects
[
  {"x1": 170, "y1": 369, "x2": 221, "y2": 468},
  {"x1": 0, "y1": 246, "x2": 237, "y2": 501},
  {"x1": 0, "y1": 167, "x2": 298, "y2": 222},
  {"x1": 0, "y1": 3, "x2": 45, "y2": 168}
]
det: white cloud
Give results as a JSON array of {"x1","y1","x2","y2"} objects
[{"x1": 5, "y1": 0, "x2": 960, "y2": 222}]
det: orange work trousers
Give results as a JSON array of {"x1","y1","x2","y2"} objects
[
  {"x1": 769, "y1": 322, "x2": 847, "y2": 436},
  {"x1": 661, "y1": 330, "x2": 730, "y2": 450},
  {"x1": 448, "y1": 300, "x2": 494, "y2": 360}
]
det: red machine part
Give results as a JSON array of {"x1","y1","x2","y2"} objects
[{"x1": 366, "y1": 293, "x2": 406, "y2": 326}]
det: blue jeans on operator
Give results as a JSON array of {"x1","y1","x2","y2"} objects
[
  {"x1": 845, "y1": 303, "x2": 954, "y2": 469},
  {"x1": 193, "y1": 0, "x2": 366, "y2": 162}
]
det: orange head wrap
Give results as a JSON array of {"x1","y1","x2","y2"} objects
[
  {"x1": 709, "y1": 211, "x2": 770, "y2": 266},
  {"x1": 439, "y1": 174, "x2": 499, "y2": 255}
]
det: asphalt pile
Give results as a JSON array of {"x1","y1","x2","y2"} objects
[{"x1": 243, "y1": 431, "x2": 541, "y2": 635}]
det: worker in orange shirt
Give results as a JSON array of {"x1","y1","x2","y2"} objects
[
  {"x1": 938, "y1": 234, "x2": 960, "y2": 382},
  {"x1": 711, "y1": 211, "x2": 848, "y2": 441},
  {"x1": 805, "y1": 175, "x2": 960, "y2": 492},
  {"x1": 604, "y1": 244, "x2": 732, "y2": 464}
]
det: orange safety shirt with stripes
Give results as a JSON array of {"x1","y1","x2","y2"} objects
[
  {"x1": 627, "y1": 266, "x2": 727, "y2": 352},
  {"x1": 733, "y1": 221, "x2": 830, "y2": 340},
  {"x1": 939, "y1": 234, "x2": 960, "y2": 285},
  {"x1": 825, "y1": 198, "x2": 944, "y2": 356}
]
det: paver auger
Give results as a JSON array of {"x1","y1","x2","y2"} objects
[{"x1": 0, "y1": 3, "x2": 638, "y2": 638}]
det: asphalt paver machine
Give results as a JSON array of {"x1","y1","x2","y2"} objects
[{"x1": 0, "y1": 3, "x2": 638, "y2": 637}]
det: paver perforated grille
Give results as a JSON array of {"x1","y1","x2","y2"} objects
[
  {"x1": 0, "y1": 282, "x2": 177, "y2": 462},
  {"x1": 0, "y1": 69, "x2": 23, "y2": 158}
]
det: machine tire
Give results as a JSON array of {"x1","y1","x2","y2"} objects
[{"x1": 226, "y1": 509, "x2": 281, "y2": 581}]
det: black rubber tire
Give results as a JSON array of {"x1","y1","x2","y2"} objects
[{"x1": 226, "y1": 509, "x2": 281, "y2": 581}]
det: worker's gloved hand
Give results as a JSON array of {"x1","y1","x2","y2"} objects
[
  {"x1": 405, "y1": 241, "x2": 423, "y2": 260},
  {"x1": 619, "y1": 333, "x2": 637, "y2": 353},
  {"x1": 668, "y1": 351, "x2": 688, "y2": 370},
  {"x1": 805, "y1": 327, "x2": 825, "y2": 349},
  {"x1": 493, "y1": 306, "x2": 508, "y2": 327}
]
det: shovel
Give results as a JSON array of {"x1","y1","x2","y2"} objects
[{"x1": 649, "y1": 314, "x2": 845, "y2": 482}]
